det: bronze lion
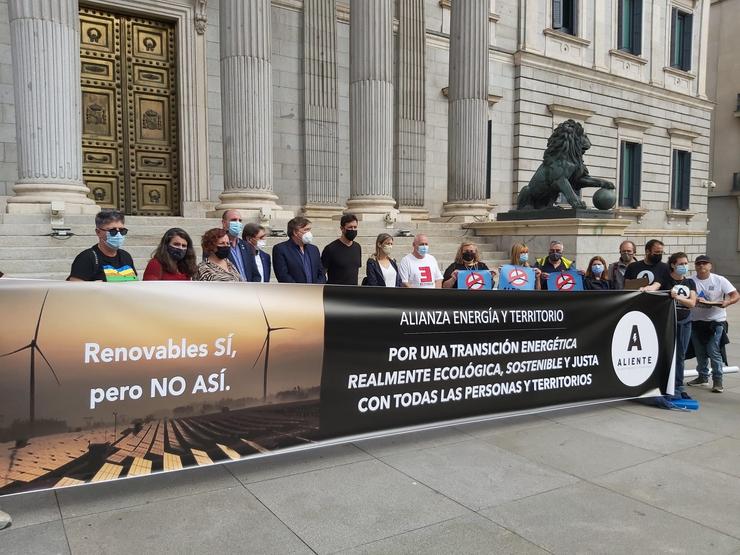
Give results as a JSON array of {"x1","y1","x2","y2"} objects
[{"x1": 517, "y1": 119, "x2": 614, "y2": 210}]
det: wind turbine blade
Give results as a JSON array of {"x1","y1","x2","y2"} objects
[
  {"x1": 35, "y1": 345, "x2": 60, "y2": 385},
  {"x1": 251, "y1": 337, "x2": 268, "y2": 369},
  {"x1": 271, "y1": 327, "x2": 295, "y2": 332},
  {"x1": 0, "y1": 343, "x2": 32, "y2": 358},
  {"x1": 257, "y1": 298, "x2": 270, "y2": 328},
  {"x1": 33, "y1": 291, "x2": 50, "y2": 342}
]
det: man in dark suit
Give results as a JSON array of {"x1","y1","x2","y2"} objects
[
  {"x1": 242, "y1": 222, "x2": 271, "y2": 282},
  {"x1": 220, "y1": 209, "x2": 252, "y2": 281},
  {"x1": 273, "y1": 216, "x2": 326, "y2": 284}
]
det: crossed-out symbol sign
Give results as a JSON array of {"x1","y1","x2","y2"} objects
[
  {"x1": 465, "y1": 272, "x2": 486, "y2": 290},
  {"x1": 508, "y1": 268, "x2": 528, "y2": 288},
  {"x1": 556, "y1": 273, "x2": 576, "y2": 291}
]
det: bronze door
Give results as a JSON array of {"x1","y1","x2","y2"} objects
[{"x1": 80, "y1": 7, "x2": 179, "y2": 216}]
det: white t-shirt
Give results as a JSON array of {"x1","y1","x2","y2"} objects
[
  {"x1": 254, "y1": 253, "x2": 265, "y2": 282},
  {"x1": 399, "y1": 253, "x2": 443, "y2": 288},
  {"x1": 380, "y1": 262, "x2": 397, "y2": 287},
  {"x1": 691, "y1": 273, "x2": 736, "y2": 322}
]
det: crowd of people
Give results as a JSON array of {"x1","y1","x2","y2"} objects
[{"x1": 17, "y1": 208, "x2": 735, "y2": 396}]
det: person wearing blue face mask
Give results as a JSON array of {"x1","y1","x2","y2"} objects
[
  {"x1": 219, "y1": 209, "x2": 251, "y2": 281},
  {"x1": 68, "y1": 210, "x2": 137, "y2": 282},
  {"x1": 661, "y1": 252, "x2": 697, "y2": 397},
  {"x1": 583, "y1": 256, "x2": 613, "y2": 290},
  {"x1": 399, "y1": 234, "x2": 442, "y2": 288}
]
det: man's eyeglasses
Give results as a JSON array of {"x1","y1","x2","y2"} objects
[{"x1": 98, "y1": 227, "x2": 128, "y2": 236}]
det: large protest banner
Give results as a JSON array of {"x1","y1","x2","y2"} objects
[{"x1": 0, "y1": 280, "x2": 674, "y2": 496}]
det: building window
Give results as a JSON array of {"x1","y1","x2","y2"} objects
[
  {"x1": 618, "y1": 0, "x2": 642, "y2": 55},
  {"x1": 553, "y1": 0, "x2": 577, "y2": 36},
  {"x1": 671, "y1": 150, "x2": 691, "y2": 210},
  {"x1": 670, "y1": 7, "x2": 693, "y2": 71},
  {"x1": 619, "y1": 142, "x2": 642, "y2": 208}
]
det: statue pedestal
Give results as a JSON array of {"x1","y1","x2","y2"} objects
[
  {"x1": 466, "y1": 216, "x2": 633, "y2": 267},
  {"x1": 497, "y1": 208, "x2": 615, "y2": 221}
]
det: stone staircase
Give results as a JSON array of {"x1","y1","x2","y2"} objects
[{"x1": 0, "y1": 213, "x2": 508, "y2": 280}]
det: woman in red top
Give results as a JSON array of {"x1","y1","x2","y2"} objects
[{"x1": 143, "y1": 227, "x2": 197, "y2": 280}]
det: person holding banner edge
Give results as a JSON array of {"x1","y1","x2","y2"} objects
[
  {"x1": 194, "y1": 228, "x2": 243, "y2": 282},
  {"x1": 399, "y1": 234, "x2": 442, "y2": 288},
  {"x1": 442, "y1": 242, "x2": 495, "y2": 289},
  {"x1": 659, "y1": 252, "x2": 697, "y2": 398},
  {"x1": 143, "y1": 228, "x2": 197, "y2": 281},
  {"x1": 535, "y1": 240, "x2": 575, "y2": 290},
  {"x1": 583, "y1": 256, "x2": 613, "y2": 290},
  {"x1": 364, "y1": 233, "x2": 402, "y2": 287}
]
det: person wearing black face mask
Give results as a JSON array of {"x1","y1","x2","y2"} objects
[
  {"x1": 320, "y1": 213, "x2": 362, "y2": 285},
  {"x1": 144, "y1": 228, "x2": 197, "y2": 280},
  {"x1": 535, "y1": 240, "x2": 576, "y2": 290},
  {"x1": 442, "y1": 242, "x2": 494, "y2": 289},
  {"x1": 624, "y1": 238, "x2": 672, "y2": 289},
  {"x1": 194, "y1": 228, "x2": 243, "y2": 282}
]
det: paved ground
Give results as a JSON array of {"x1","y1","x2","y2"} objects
[{"x1": 2, "y1": 307, "x2": 740, "y2": 555}]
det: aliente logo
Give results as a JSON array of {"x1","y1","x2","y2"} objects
[{"x1": 611, "y1": 311, "x2": 659, "y2": 387}]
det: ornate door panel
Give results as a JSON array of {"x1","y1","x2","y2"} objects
[{"x1": 80, "y1": 8, "x2": 179, "y2": 215}]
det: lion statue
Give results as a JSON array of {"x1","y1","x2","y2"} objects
[{"x1": 517, "y1": 119, "x2": 614, "y2": 210}]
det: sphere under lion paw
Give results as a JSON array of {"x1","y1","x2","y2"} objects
[{"x1": 593, "y1": 187, "x2": 616, "y2": 210}]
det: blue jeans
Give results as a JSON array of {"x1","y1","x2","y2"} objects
[
  {"x1": 675, "y1": 318, "x2": 692, "y2": 392},
  {"x1": 691, "y1": 323, "x2": 724, "y2": 381}
]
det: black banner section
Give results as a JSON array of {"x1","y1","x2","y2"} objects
[{"x1": 320, "y1": 288, "x2": 675, "y2": 436}]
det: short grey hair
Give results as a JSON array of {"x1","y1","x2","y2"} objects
[
  {"x1": 549, "y1": 240, "x2": 563, "y2": 248},
  {"x1": 95, "y1": 210, "x2": 125, "y2": 228}
]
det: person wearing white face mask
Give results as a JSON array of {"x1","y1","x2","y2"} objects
[
  {"x1": 68, "y1": 210, "x2": 137, "y2": 282},
  {"x1": 364, "y1": 233, "x2": 402, "y2": 287},
  {"x1": 273, "y1": 216, "x2": 326, "y2": 284},
  {"x1": 398, "y1": 234, "x2": 442, "y2": 288},
  {"x1": 219, "y1": 209, "x2": 253, "y2": 281},
  {"x1": 242, "y1": 222, "x2": 272, "y2": 283}
]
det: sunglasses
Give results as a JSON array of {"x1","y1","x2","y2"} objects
[{"x1": 99, "y1": 227, "x2": 128, "y2": 236}]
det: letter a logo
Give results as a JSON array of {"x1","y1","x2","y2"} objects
[{"x1": 627, "y1": 325, "x2": 642, "y2": 351}]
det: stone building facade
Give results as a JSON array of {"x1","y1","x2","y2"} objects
[
  {"x1": 707, "y1": 0, "x2": 740, "y2": 280},
  {"x1": 0, "y1": 0, "x2": 714, "y2": 257}
]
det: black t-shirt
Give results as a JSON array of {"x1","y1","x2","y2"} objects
[
  {"x1": 624, "y1": 260, "x2": 671, "y2": 287},
  {"x1": 321, "y1": 239, "x2": 362, "y2": 285},
  {"x1": 663, "y1": 275, "x2": 696, "y2": 321},
  {"x1": 69, "y1": 245, "x2": 137, "y2": 282},
  {"x1": 443, "y1": 262, "x2": 491, "y2": 289}
]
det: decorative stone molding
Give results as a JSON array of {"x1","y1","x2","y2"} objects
[
  {"x1": 613, "y1": 117, "x2": 653, "y2": 132},
  {"x1": 668, "y1": 127, "x2": 701, "y2": 142},
  {"x1": 663, "y1": 65, "x2": 696, "y2": 96},
  {"x1": 543, "y1": 28, "x2": 592, "y2": 47},
  {"x1": 613, "y1": 207, "x2": 649, "y2": 224},
  {"x1": 665, "y1": 209, "x2": 696, "y2": 225},
  {"x1": 547, "y1": 103, "x2": 595, "y2": 122},
  {"x1": 438, "y1": 0, "x2": 500, "y2": 22},
  {"x1": 194, "y1": 0, "x2": 207, "y2": 34},
  {"x1": 609, "y1": 49, "x2": 648, "y2": 82}
]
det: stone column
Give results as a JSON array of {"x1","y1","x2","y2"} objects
[
  {"x1": 696, "y1": 0, "x2": 711, "y2": 99},
  {"x1": 302, "y1": 0, "x2": 341, "y2": 220},
  {"x1": 216, "y1": 0, "x2": 280, "y2": 218},
  {"x1": 347, "y1": 0, "x2": 396, "y2": 220},
  {"x1": 6, "y1": 0, "x2": 97, "y2": 214},
  {"x1": 441, "y1": 0, "x2": 490, "y2": 220},
  {"x1": 395, "y1": 0, "x2": 428, "y2": 220}
]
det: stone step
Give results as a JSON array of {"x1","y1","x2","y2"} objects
[{"x1": 0, "y1": 213, "x2": 468, "y2": 232}]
